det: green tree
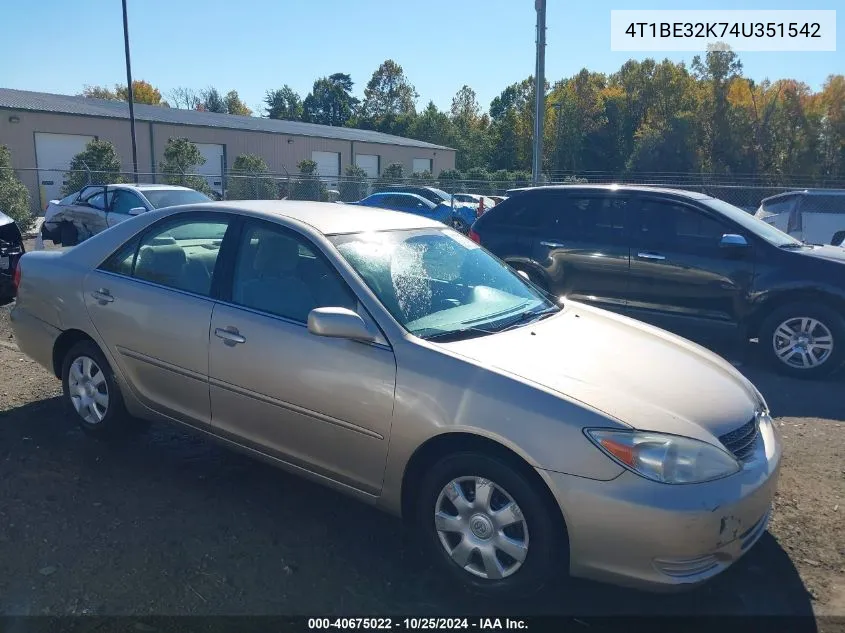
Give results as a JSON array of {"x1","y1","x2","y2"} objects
[
  {"x1": 0, "y1": 145, "x2": 33, "y2": 233},
  {"x1": 409, "y1": 101, "x2": 455, "y2": 147},
  {"x1": 374, "y1": 162, "x2": 405, "y2": 189},
  {"x1": 361, "y1": 60, "x2": 418, "y2": 131},
  {"x1": 224, "y1": 90, "x2": 252, "y2": 116},
  {"x1": 303, "y1": 73, "x2": 359, "y2": 126},
  {"x1": 339, "y1": 164, "x2": 368, "y2": 202},
  {"x1": 82, "y1": 85, "x2": 119, "y2": 100},
  {"x1": 693, "y1": 49, "x2": 743, "y2": 173},
  {"x1": 159, "y1": 138, "x2": 213, "y2": 195},
  {"x1": 200, "y1": 87, "x2": 227, "y2": 113},
  {"x1": 265, "y1": 86, "x2": 303, "y2": 120},
  {"x1": 290, "y1": 159, "x2": 327, "y2": 201},
  {"x1": 228, "y1": 154, "x2": 276, "y2": 200},
  {"x1": 62, "y1": 139, "x2": 125, "y2": 195}
]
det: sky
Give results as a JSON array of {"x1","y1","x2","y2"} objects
[{"x1": 0, "y1": 0, "x2": 842, "y2": 116}]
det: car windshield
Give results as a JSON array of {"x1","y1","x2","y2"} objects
[
  {"x1": 702, "y1": 197, "x2": 803, "y2": 247},
  {"x1": 330, "y1": 228, "x2": 558, "y2": 340},
  {"x1": 142, "y1": 189, "x2": 212, "y2": 209}
]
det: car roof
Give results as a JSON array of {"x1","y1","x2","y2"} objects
[
  {"x1": 82, "y1": 183, "x2": 196, "y2": 192},
  {"x1": 504, "y1": 184, "x2": 711, "y2": 199},
  {"x1": 187, "y1": 200, "x2": 443, "y2": 235},
  {"x1": 763, "y1": 189, "x2": 845, "y2": 201}
]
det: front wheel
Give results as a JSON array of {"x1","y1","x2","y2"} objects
[
  {"x1": 759, "y1": 302, "x2": 845, "y2": 379},
  {"x1": 416, "y1": 452, "x2": 564, "y2": 597}
]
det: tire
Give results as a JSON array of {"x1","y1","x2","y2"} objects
[
  {"x1": 60, "y1": 222, "x2": 78, "y2": 247},
  {"x1": 450, "y1": 217, "x2": 470, "y2": 234},
  {"x1": 61, "y1": 340, "x2": 134, "y2": 438},
  {"x1": 416, "y1": 451, "x2": 564, "y2": 597},
  {"x1": 759, "y1": 302, "x2": 845, "y2": 379}
]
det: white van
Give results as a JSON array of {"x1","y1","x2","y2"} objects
[{"x1": 754, "y1": 190, "x2": 845, "y2": 246}]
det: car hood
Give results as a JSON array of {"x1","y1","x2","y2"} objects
[
  {"x1": 794, "y1": 244, "x2": 845, "y2": 263},
  {"x1": 438, "y1": 303, "x2": 762, "y2": 442}
]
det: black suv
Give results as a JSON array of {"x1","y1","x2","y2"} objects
[
  {"x1": 0, "y1": 210, "x2": 25, "y2": 304},
  {"x1": 470, "y1": 185, "x2": 845, "y2": 379}
]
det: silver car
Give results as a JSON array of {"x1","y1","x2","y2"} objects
[{"x1": 11, "y1": 200, "x2": 781, "y2": 595}]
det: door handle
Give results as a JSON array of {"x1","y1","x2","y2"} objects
[
  {"x1": 214, "y1": 327, "x2": 246, "y2": 345},
  {"x1": 541, "y1": 241, "x2": 566, "y2": 249},
  {"x1": 91, "y1": 288, "x2": 114, "y2": 303},
  {"x1": 637, "y1": 251, "x2": 666, "y2": 261}
]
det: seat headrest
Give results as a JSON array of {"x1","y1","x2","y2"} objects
[
  {"x1": 138, "y1": 244, "x2": 187, "y2": 276},
  {"x1": 254, "y1": 234, "x2": 300, "y2": 275}
]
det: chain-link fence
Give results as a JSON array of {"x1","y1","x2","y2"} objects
[{"x1": 4, "y1": 165, "x2": 845, "y2": 216}]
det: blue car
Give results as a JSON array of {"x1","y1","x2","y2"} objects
[{"x1": 348, "y1": 192, "x2": 476, "y2": 233}]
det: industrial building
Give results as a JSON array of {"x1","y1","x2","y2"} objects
[{"x1": 0, "y1": 87, "x2": 456, "y2": 211}]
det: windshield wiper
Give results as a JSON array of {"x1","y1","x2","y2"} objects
[
  {"x1": 779, "y1": 242, "x2": 809, "y2": 249},
  {"x1": 494, "y1": 306, "x2": 561, "y2": 332},
  {"x1": 420, "y1": 325, "x2": 498, "y2": 342}
]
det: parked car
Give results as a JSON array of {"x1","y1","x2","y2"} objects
[
  {"x1": 489, "y1": 195, "x2": 507, "y2": 205},
  {"x1": 349, "y1": 192, "x2": 477, "y2": 233},
  {"x1": 12, "y1": 199, "x2": 780, "y2": 595},
  {"x1": 374, "y1": 184, "x2": 464, "y2": 207},
  {"x1": 470, "y1": 184, "x2": 845, "y2": 379},
  {"x1": 41, "y1": 184, "x2": 213, "y2": 247},
  {"x1": 453, "y1": 193, "x2": 496, "y2": 209},
  {"x1": 0, "y1": 209, "x2": 25, "y2": 303},
  {"x1": 754, "y1": 189, "x2": 845, "y2": 246}
]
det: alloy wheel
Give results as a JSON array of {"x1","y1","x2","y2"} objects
[
  {"x1": 434, "y1": 476, "x2": 529, "y2": 580},
  {"x1": 68, "y1": 355, "x2": 110, "y2": 424},
  {"x1": 772, "y1": 316, "x2": 835, "y2": 370}
]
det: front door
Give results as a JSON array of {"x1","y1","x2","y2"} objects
[
  {"x1": 626, "y1": 196, "x2": 756, "y2": 341},
  {"x1": 208, "y1": 220, "x2": 396, "y2": 494},
  {"x1": 531, "y1": 191, "x2": 632, "y2": 310},
  {"x1": 83, "y1": 213, "x2": 232, "y2": 424},
  {"x1": 107, "y1": 189, "x2": 148, "y2": 227}
]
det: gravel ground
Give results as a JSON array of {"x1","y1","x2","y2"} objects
[{"x1": 0, "y1": 257, "x2": 843, "y2": 620}]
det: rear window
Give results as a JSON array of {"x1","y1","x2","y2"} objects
[
  {"x1": 800, "y1": 194, "x2": 845, "y2": 214},
  {"x1": 761, "y1": 195, "x2": 799, "y2": 215},
  {"x1": 480, "y1": 194, "x2": 546, "y2": 229},
  {"x1": 143, "y1": 189, "x2": 212, "y2": 209}
]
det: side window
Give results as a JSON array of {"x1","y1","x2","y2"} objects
[
  {"x1": 84, "y1": 192, "x2": 108, "y2": 210},
  {"x1": 132, "y1": 217, "x2": 230, "y2": 296},
  {"x1": 548, "y1": 195, "x2": 628, "y2": 243},
  {"x1": 762, "y1": 195, "x2": 798, "y2": 215},
  {"x1": 231, "y1": 222, "x2": 357, "y2": 323},
  {"x1": 111, "y1": 190, "x2": 145, "y2": 215},
  {"x1": 486, "y1": 196, "x2": 545, "y2": 229},
  {"x1": 636, "y1": 200, "x2": 728, "y2": 253},
  {"x1": 100, "y1": 238, "x2": 139, "y2": 276},
  {"x1": 801, "y1": 195, "x2": 845, "y2": 214}
]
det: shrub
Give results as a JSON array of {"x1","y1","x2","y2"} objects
[
  {"x1": 0, "y1": 145, "x2": 33, "y2": 233},
  {"x1": 339, "y1": 164, "x2": 368, "y2": 202},
  {"x1": 227, "y1": 154, "x2": 277, "y2": 200},
  {"x1": 62, "y1": 139, "x2": 126, "y2": 195},
  {"x1": 290, "y1": 159, "x2": 328, "y2": 201}
]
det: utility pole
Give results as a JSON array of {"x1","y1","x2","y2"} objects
[
  {"x1": 122, "y1": 0, "x2": 139, "y2": 183},
  {"x1": 531, "y1": 0, "x2": 546, "y2": 186}
]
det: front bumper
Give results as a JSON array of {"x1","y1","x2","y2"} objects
[{"x1": 540, "y1": 419, "x2": 782, "y2": 591}]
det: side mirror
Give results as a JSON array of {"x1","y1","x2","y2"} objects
[
  {"x1": 129, "y1": 207, "x2": 145, "y2": 216},
  {"x1": 516, "y1": 270, "x2": 530, "y2": 281},
  {"x1": 307, "y1": 307, "x2": 376, "y2": 343},
  {"x1": 831, "y1": 231, "x2": 845, "y2": 247},
  {"x1": 719, "y1": 233, "x2": 748, "y2": 249}
]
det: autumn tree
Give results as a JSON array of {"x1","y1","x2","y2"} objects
[
  {"x1": 265, "y1": 86, "x2": 303, "y2": 120},
  {"x1": 83, "y1": 80, "x2": 166, "y2": 106},
  {"x1": 224, "y1": 90, "x2": 252, "y2": 116}
]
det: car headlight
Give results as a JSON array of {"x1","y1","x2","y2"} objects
[{"x1": 585, "y1": 429, "x2": 741, "y2": 484}]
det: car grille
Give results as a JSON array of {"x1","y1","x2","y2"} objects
[{"x1": 718, "y1": 418, "x2": 759, "y2": 462}]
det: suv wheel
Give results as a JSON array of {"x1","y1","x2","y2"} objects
[
  {"x1": 61, "y1": 340, "x2": 135, "y2": 437},
  {"x1": 416, "y1": 452, "x2": 563, "y2": 596},
  {"x1": 759, "y1": 302, "x2": 845, "y2": 379}
]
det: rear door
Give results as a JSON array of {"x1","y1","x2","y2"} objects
[
  {"x1": 83, "y1": 212, "x2": 233, "y2": 425},
  {"x1": 531, "y1": 190, "x2": 632, "y2": 309},
  {"x1": 473, "y1": 193, "x2": 548, "y2": 274}
]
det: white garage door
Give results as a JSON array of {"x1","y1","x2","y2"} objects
[
  {"x1": 194, "y1": 143, "x2": 225, "y2": 197},
  {"x1": 312, "y1": 151, "x2": 340, "y2": 186},
  {"x1": 412, "y1": 158, "x2": 433, "y2": 175},
  {"x1": 35, "y1": 132, "x2": 96, "y2": 209},
  {"x1": 355, "y1": 154, "x2": 379, "y2": 179}
]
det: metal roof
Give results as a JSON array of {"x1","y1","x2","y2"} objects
[{"x1": 0, "y1": 87, "x2": 453, "y2": 151}]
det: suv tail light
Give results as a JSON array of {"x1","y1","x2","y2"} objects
[{"x1": 468, "y1": 229, "x2": 481, "y2": 244}]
